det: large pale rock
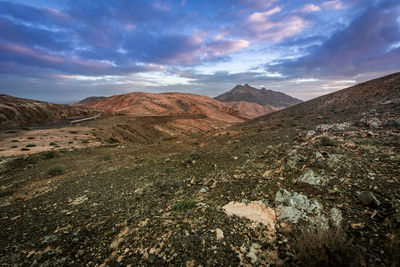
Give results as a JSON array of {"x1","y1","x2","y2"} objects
[{"x1": 223, "y1": 201, "x2": 276, "y2": 237}]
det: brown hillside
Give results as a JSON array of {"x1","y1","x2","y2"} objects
[
  {"x1": 224, "y1": 101, "x2": 280, "y2": 119},
  {"x1": 0, "y1": 94, "x2": 96, "y2": 129},
  {"x1": 84, "y1": 92, "x2": 247, "y2": 123}
]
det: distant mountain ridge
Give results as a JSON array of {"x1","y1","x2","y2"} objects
[
  {"x1": 75, "y1": 96, "x2": 106, "y2": 105},
  {"x1": 215, "y1": 84, "x2": 303, "y2": 108}
]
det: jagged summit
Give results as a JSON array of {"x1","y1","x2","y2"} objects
[{"x1": 215, "y1": 84, "x2": 302, "y2": 108}]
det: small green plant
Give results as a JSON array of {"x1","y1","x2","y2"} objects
[
  {"x1": 69, "y1": 130, "x2": 79, "y2": 134},
  {"x1": 320, "y1": 136, "x2": 337, "y2": 146},
  {"x1": 68, "y1": 141, "x2": 73, "y2": 144},
  {"x1": 81, "y1": 139, "x2": 90, "y2": 144},
  {"x1": 165, "y1": 167, "x2": 174, "y2": 173},
  {"x1": 25, "y1": 144, "x2": 36, "y2": 147},
  {"x1": 107, "y1": 137, "x2": 119, "y2": 144},
  {"x1": 49, "y1": 142, "x2": 57, "y2": 146},
  {"x1": 173, "y1": 198, "x2": 196, "y2": 212},
  {"x1": 21, "y1": 148, "x2": 30, "y2": 151},
  {"x1": 47, "y1": 165, "x2": 65, "y2": 176},
  {"x1": 27, "y1": 137, "x2": 35, "y2": 140},
  {"x1": 10, "y1": 146, "x2": 18, "y2": 148},
  {"x1": 42, "y1": 150, "x2": 58, "y2": 159},
  {"x1": 102, "y1": 154, "x2": 112, "y2": 161},
  {"x1": 104, "y1": 231, "x2": 113, "y2": 237},
  {"x1": 11, "y1": 140, "x2": 18, "y2": 142},
  {"x1": 189, "y1": 153, "x2": 200, "y2": 160}
]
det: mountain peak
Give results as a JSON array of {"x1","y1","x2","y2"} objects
[{"x1": 215, "y1": 85, "x2": 302, "y2": 108}]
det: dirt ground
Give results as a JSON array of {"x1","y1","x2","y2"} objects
[{"x1": 0, "y1": 126, "x2": 102, "y2": 157}]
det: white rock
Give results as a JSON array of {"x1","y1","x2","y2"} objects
[
  {"x1": 330, "y1": 208, "x2": 342, "y2": 227},
  {"x1": 294, "y1": 169, "x2": 326, "y2": 186},
  {"x1": 216, "y1": 228, "x2": 224, "y2": 241},
  {"x1": 306, "y1": 130, "x2": 316, "y2": 140}
]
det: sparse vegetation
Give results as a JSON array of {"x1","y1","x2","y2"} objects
[
  {"x1": 102, "y1": 154, "x2": 112, "y2": 161},
  {"x1": 164, "y1": 167, "x2": 174, "y2": 173},
  {"x1": 0, "y1": 189, "x2": 14, "y2": 198},
  {"x1": 42, "y1": 150, "x2": 58, "y2": 159},
  {"x1": 69, "y1": 130, "x2": 79, "y2": 134},
  {"x1": 21, "y1": 148, "x2": 30, "y2": 151},
  {"x1": 107, "y1": 137, "x2": 119, "y2": 143},
  {"x1": 47, "y1": 165, "x2": 65, "y2": 176},
  {"x1": 25, "y1": 144, "x2": 37, "y2": 147},
  {"x1": 173, "y1": 198, "x2": 196, "y2": 212},
  {"x1": 27, "y1": 137, "x2": 35, "y2": 140},
  {"x1": 10, "y1": 146, "x2": 18, "y2": 148},
  {"x1": 290, "y1": 226, "x2": 359, "y2": 267},
  {"x1": 49, "y1": 142, "x2": 57, "y2": 146},
  {"x1": 11, "y1": 140, "x2": 18, "y2": 142},
  {"x1": 320, "y1": 136, "x2": 337, "y2": 146}
]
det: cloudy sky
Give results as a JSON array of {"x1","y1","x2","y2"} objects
[{"x1": 0, "y1": 0, "x2": 399, "y2": 103}]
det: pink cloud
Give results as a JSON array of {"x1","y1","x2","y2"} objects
[
  {"x1": 248, "y1": 7, "x2": 281, "y2": 22},
  {"x1": 299, "y1": 4, "x2": 321, "y2": 12},
  {"x1": 323, "y1": 0, "x2": 345, "y2": 10},
  {"x1": 245, "y1": 15, "x2": 308, "y2": 42},
  {"x1": 203, "y1": 39, "x2": 249, "y2": 58}
]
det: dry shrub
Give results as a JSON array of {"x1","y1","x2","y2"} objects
[
  {"x1": 386, "y1": 232, "x2": 400, "y2": 266},
  {"x1": 291, "y1": 226, "x2": 359, "y2": 267}
]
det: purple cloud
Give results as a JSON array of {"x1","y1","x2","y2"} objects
[{"x1": 267, "y1": 0, "x2": 400, "y2": 78}]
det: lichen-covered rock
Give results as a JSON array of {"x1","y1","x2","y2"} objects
[
  {"x1": 275, "y1": 189, "x2": 323, "y2": 224},
  {"x1": 330, "y1": 208, "x2": 343, "y2": 227},
  {"x1": 316, "y1": 123, "x2": 350, "y2": 132},
  {"x1": 294, "y1": 169, "x2": 327, "y2": 186}
]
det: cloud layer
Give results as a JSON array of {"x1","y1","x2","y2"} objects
[{"x1": 0, "y1": 0, "x2": 399, "y2": 101}]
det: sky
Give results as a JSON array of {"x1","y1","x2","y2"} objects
[{"x1": 0, "y1": 0, "x2": 399, "y2": 103}]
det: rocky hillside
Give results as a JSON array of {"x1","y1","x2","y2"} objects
[
  {"x1": 75, "y1": 96, "x2": 106, "y2": 105},
  {"x1": 0, "y1": 94, "x2": 96, "y2": 129},
  {"x1": 223, "y1": 101, "x2": 279, "y2": 119},
  {"x1": 215, "y1": 84, "x2": 303, "y2": 108},
  {"x1": 241, "y1": 72, "x2": 400, "y2": 129},
  {"x1": 83, "y1": 92, "x2": 247, "y2": 123}
]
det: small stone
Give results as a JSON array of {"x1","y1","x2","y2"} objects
[
  {"x1": 232, "y1": 156, "x2": 238, "y2": 160},
  {"x1": 199, "y1": 187, "x2": 207, "y2": 193},
  {"x1": 216, "y1": 228, "x2": 224, "y2": 241},
  {"x1": 262, "y1": 170, "x2": 273, "y2": 179},
  {"x1": 306, "y1": 130, "x2": 316, "y2": 140},
  {"x1": 358, "y1": 191, "x2": 380, "y2": 206}
]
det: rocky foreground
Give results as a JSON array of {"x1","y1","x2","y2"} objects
[
  {"x1": 0, "y1": 73, "x2": 399, "y2": 266},
  {"x1": 0, "y1": 112, "x2": 399, "y2": 266}
]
